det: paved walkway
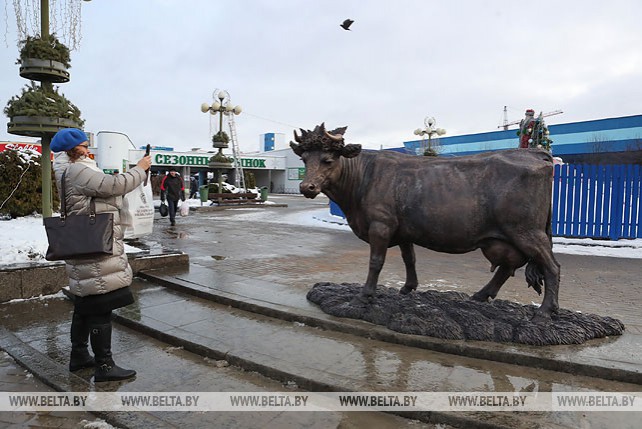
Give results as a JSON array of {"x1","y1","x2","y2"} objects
[{"x1": 0, "y1": 351, "x2": 110, "y2": 428}]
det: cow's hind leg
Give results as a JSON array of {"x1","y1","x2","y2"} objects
[
  {"x1": 472, "y1": 239, "x2": 526, "y2": 302},
  {"x1": 399, "y1": 242, "x2": 418, "y2": 295},
  {"x1": 511, "y1": 232, "x2": 561, "y2": 321}
]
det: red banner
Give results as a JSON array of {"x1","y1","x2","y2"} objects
[{"x1": 0, "y1": 142, "x2": 53, "y2": 160}]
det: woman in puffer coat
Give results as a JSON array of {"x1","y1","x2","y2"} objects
[{"x1": 51, "y1": 128, "x2": 152, "y2": 382}]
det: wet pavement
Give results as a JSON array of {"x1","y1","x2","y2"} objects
[
  {"x1": 1, "y1": 296, "x2": 432, "y2": 429},
  {"x1": 0, "y1": 351, "x2": 110, "y2": 428},
  {"x1": 1, "y1": 194, "x2": 641, "y2": 428}
]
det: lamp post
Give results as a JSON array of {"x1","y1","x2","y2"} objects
[
  {"x1": 200, "y1": 89, "x2": 242, "y2": 192},
  {"x1": 414, "y1": 116, "x2": 446, "y2": 156},
  {"x1": 40, "y1": 0, "x2": 53, "y2": 217}
]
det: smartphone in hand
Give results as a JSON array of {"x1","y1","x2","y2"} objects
[{"x1": 144, "y1": 144, "x2": 151, "y2": 185}]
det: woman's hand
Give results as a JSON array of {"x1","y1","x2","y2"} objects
[{"x1": 136, "y1": 155, "x2": 152, "y2": 170}]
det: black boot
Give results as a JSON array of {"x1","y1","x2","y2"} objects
[
  {"x1": 89, "y1": 323, "x2": 136, "y2": 382},
  {"x1": 69, "y1": 313, "x2": 95, "y2": 371}
]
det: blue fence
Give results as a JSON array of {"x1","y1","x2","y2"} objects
[{"x1": 552, "y1": 164, "x2": 642, "y2": 240}]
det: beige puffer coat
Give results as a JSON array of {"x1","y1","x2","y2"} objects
[{"x1": 53, "y1": 153, "x2": 147, "y2": 297}]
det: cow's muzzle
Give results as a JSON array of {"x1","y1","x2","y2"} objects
[{"x1": 299, "y1": 181, "x2": 320, "y2": 199}]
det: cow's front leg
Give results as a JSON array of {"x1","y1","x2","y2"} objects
[
  {"x1": 354, "y1": 222, "x2": 391, "y2": 304},
  {"x1": 399, "y1": 242, "x2": 418, "y2": 295}
]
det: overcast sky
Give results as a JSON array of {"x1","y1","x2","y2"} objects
[{"x1": 2, "y1": 0, "x2": 641, "y2": 153}]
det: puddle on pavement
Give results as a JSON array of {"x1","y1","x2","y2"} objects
[{"x1": 164, "y1": 230, "x2": 190, "y2": 239}]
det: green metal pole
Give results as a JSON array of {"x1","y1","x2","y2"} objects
[
  {"x1": 217, "y1": 149, "x2": 223, "y2": 192},
  {"x1": 40, "y1": 0, "x2": 53, "y2": 217}
]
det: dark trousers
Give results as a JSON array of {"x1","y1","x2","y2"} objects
[{"x1": 168, "y1": 199, "x2": 179, "y2": 222}]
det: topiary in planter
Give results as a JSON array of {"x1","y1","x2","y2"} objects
[
  {"x1": 17, "y1": 34, "x2": 71, "y2": 68},
  {"x1": 212, "y1": 131, "x2": 230, "y2": 148},
  {"x1": 17, "y1": 34, "x2": 72, "y2": 83},
  {"x1": 212, "y1": 131, "x2": 229, "y2": 144},
  {"x1": 209, "y1": 151, "x2": 234, "y2": 164},
  {"x1": 4, "y1": 82, "x2": 84, "y2": 125}
]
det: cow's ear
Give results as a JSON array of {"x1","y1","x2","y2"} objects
[
  {"x1": 341, "y1": 144, "x2": 361, "y2": 158},
  {"x1": 290, "y1": 141, "x2": 304, "y2": 156}
]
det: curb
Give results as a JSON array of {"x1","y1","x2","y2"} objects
[{"x1": 0, "y1": 252, "x2": 189, "y2": 303}]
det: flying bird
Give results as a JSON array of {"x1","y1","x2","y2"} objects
[{"x1": 340, "y1": 19, "x2": 354, "y2": 31}]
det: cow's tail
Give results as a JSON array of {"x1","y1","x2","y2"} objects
[
  {"x1": 525, "y1": 262, "x2": 543, "y2": 295},
  {"x1": 525, "y1": 202, "x2": 553, "y2": 296}
]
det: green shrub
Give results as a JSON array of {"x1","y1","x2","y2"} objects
[
  {"x1": 212, "y1": 131, "x2": 229, "y2": 144},
  {"x1": 0, "y1": 148, "x2": 59, "y2": 218},
  {"x1": 17, "y1": 34, "x2": 71, "y2": 68},
  {"x1": 209, "y1": 152, "x2": 233, "y2": 163},
  {"x1": 4, "y1": 82, "x2": 85, "y2": 125}
]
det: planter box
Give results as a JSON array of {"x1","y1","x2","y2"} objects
[
  {"x1": 7, "y1": 116, "x2": 81, "y2": 137},
  {"x1": 19, "y1": 58, "x2": 70, "y2": 83},
  {"x1": 212, "y1": 141, "x2": 229, "y2": 149}
]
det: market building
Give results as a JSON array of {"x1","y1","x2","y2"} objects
[{"x1": 91, "y1": 131, "x2": 304, "y2": 194}]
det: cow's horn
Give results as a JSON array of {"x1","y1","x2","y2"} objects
[{"x1": 325, "y1": 130, "x2": 343, "y2": 142}]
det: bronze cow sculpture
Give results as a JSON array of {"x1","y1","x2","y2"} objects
[{"x1": 291, "y1": 124, "x2": 561, "y2": 321}]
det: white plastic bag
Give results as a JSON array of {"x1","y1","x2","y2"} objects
[
  {"x1": 180, "y1": 201, "x2": 190, "y2": 217},
  {"x1": 122, "y1": 181, "x2": 155, "y2": 239}
]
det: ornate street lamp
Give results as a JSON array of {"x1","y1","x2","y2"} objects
[
  {"x1": 200, "y1": 89, "x2": 242, "y2": 191},
  {"x1": 414, "y1": 116, "x2": 446, "y2": 156}
]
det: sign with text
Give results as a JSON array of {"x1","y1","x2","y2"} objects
[
  {"x1": 0, "y1": 142, "x2": 54, "y2": 160},
  {"x1": 151, "y1": 152, "x2": 274, "y2": 169}
]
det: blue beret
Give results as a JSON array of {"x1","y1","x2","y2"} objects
[{"x1": 50, "y1": 128, "x2": 88, "y2": 152}]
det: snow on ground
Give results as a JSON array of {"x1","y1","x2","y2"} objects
[{"x1": 2, "y1": 200, "x2": 642, "y2": 266}]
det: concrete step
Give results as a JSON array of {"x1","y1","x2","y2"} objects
[
  {"x1": 138, "y1": 264, "x2": 642, "y2": 386},
  {"x1": 0, "y1": 294, "x2": 434, "y2": 429},
  {"x1": 112, "y1": 277, "x2": 640, "y2": 429}
]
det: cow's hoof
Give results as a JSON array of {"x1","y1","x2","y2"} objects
[
  {"x1": 530, "y1": 310, "x2": 552, "y2": 324},
  {"x1": 350, "y1": 294, "x2": 372, "y2": 307},
  {"x1": 399, "y1": 285, "x2": 416, "y2": 295},
  {"x1": 470, "y1": 292, "x2": 489, "y2": 302}
]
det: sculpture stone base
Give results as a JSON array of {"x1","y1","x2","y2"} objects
[{"x1": 307, "y1": 282, "x2": 624, "y2": 346}]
